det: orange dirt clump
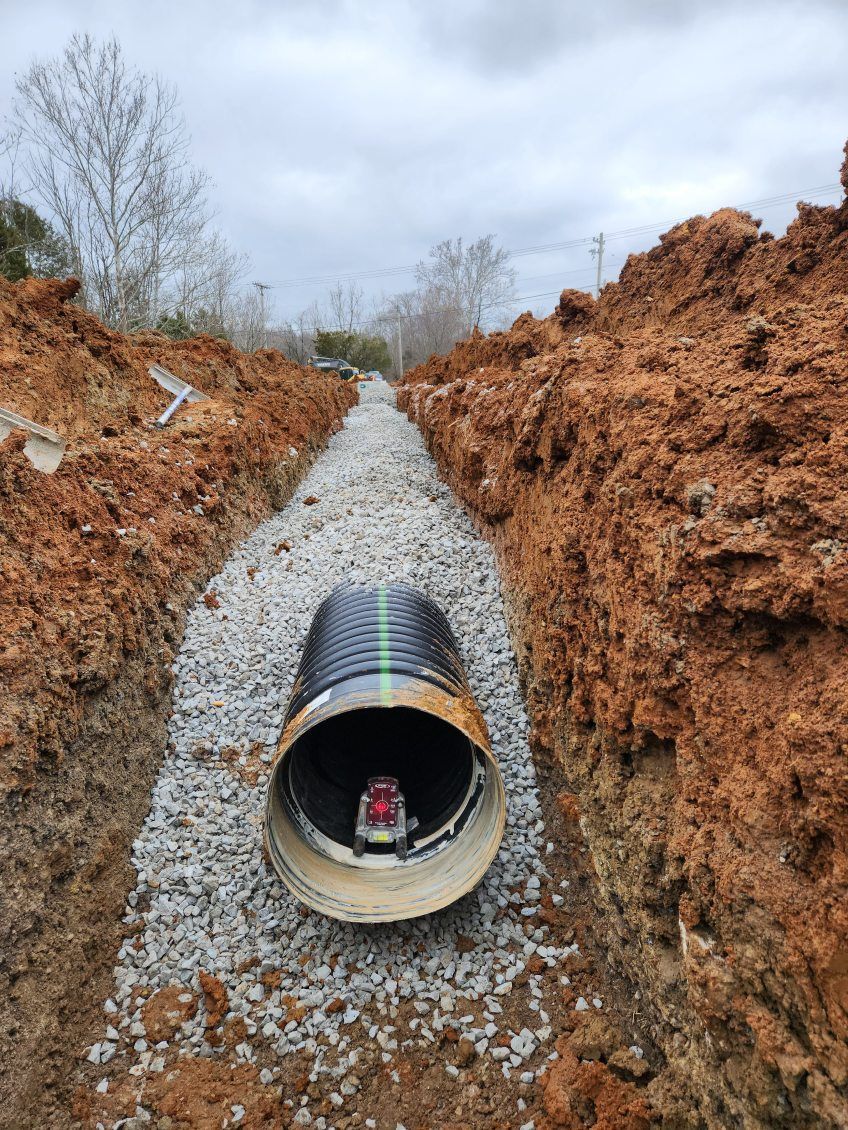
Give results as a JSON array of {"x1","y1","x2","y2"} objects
[
  {"x1": 400, "y1": 142, "x2": 848, "y2": 1127},
  {"x1": 152, "y1": 1059, "x2": 284, "y2": 1129},
  {"x1": 140, "y1": 985, "x2": 199, "y2": 1044},
  {"x1": 0, "y1": 274, "x2": 356, "y2": 1126},
  {"x1": 540, "y1": 1045, "x2": 656, "y2": 1130},
  {"x1": 198, "y1": 969, "x2": 229, "y2": 1029},
  {"x1": 76, "y1": 1055, "x2": 286, "y2": 1130},
  {"x1": 217, "y1": 740, "x2": 267, "y2": 786}
]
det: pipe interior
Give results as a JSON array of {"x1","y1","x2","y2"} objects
[{"x1": 284, "y1": 707, "x2": 475, "y2": 848}]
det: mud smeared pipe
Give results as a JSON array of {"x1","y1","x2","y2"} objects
[{"x1": 264, "y1": 583, "x2": 506, "y2": 922}]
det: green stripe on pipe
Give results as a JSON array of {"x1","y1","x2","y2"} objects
[{"x1": 377, "y1": 586, "x2": 391, "y2": 703}]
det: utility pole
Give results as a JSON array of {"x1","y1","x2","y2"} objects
[
  {"x1": 590, "y1": 232, "x2": 605, "y2": 298},
  {"x1": 254, "y1": 282, "x2": 271, "y2": 349},
  {"x1": 396, "y1": 310, "x2": 404, "y2": 379}
]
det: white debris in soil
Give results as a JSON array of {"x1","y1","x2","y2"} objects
[{"x1": 96, "y1": 383, "x2": 570, "y2": 1086}]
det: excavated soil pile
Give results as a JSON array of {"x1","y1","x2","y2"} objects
[
  {"x1": 399, "y1": 143, "x2": 848, "y2": 1129},
  {"x1": 0, "y1": 276, "x2": 356, "y2": 1126}
]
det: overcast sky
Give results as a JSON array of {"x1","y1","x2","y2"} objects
[{"x1": 2, "y1": 0, "x2": 847, "y2": 323}]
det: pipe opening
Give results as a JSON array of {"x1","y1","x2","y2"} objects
[
  {"x1": 283, "y1": 707, "x2": 476, "y2": 850},
  {"x1": 263, "y1": 582, "x2": 506, "y2": 921}
]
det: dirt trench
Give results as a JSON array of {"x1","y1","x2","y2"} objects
[
  {"x1": 69, "y1": 383, "x2": 673, "y2": 1130},
  {"x1": 0, "y1": 276, "x2": 356, "y2": 1127},
  {"x1": 4, "y1": 146, "x2": 848, "y2": 1130},
  {"x1": 398, "y1": 140, "x2": 848, "y2": 1128}
]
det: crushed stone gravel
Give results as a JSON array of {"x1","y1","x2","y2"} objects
[{"x1": 89, "y1": 382, "x2": 575, "y2": 1114}]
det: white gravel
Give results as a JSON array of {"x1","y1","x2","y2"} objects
[{"x1": 92, "y1": 382, "x2": 572, "y2": 1098}]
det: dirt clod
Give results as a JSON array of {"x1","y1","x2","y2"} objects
[
  {"x1": 198, "y1": 970, "x2": 228, "y2": 1029},
  {"x1": 541, "y1": 1045, "x2": 656, "y2": 1129},
  {"x1": 140, "y1": 986, "x2": 199, "y2": 1044}
]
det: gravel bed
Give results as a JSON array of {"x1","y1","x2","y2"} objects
[{"x1": 88, "y1": 383, "x2": 573, "y2": 1114}]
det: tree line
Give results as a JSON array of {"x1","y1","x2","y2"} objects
[
  {"x1": 0, "y1": 33, "x2": 265, "y2": 348},
  {"x1": 1, "y1": 33, "x2": 518, "y2": 369},
  {"x1": 273, "y1": 235, "x2": 517, "y2": 377}
]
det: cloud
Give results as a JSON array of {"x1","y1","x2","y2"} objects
[{"x1": 1, "y1": 0, "x2": 846, "y2": 321}]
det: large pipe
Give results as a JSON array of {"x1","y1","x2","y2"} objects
[{"x1": 264, "y1": 583, "x2": 506, "y2": 922}]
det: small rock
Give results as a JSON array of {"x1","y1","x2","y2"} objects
[{"x1": 686, "y1": 480, "x2": 716, "y2": 517}]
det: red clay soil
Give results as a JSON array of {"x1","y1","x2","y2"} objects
[
  {"x1": 74, "y1": 1055, "x2": 289, "y2": 1130},
  {"x1": 0, "y1": 275, "x2": 356, "y2": 1128},
  {"x1": 399, "y1": 142, "x2": 848, "y2": 1128},
  {"x1": 72, "y1": 776, "x2": 664, "y2": 1130}
]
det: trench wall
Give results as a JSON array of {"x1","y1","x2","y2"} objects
[
  {"x1": 0, "y1": 276, "x2": 357, "y2": 1126},
  {"x1": 398, "y1": 146, "x2": 848, "y2": 1128}
]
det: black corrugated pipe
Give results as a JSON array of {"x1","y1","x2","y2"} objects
[{"x1": 264, "y1": 583, "x2": 506, "y2": 921}]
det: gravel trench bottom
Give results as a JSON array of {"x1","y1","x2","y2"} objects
[{"x1": 86, "y1": 384, "x2": 576, "y2": 1127}]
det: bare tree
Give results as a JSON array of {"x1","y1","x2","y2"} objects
[
  {"x1": 162, "y1": 230, "x2": 250, "y2": 336},
  {"x1": 15, "y1": 33, "x2": 211, "y2": 330},
  {"x1": 139, "y1": 157, "x2": 210, "y2": 325},
  {"x1": 409, "y1": 287, "x2": 465, "y2": 355},
  {"x1": 272, "y1": 241, "x2": 514, "y2": 373},
  {"x1": 368, "y1": 234, "x2": 516, "y2": 374},
  {"x1": 270, "y1": 310, "x2": 316, "y2": 363},
  {"x1": 271, "y1": 290, "x2": 347, "y2": 363},
  {"x1": 375, "y1": 291, "x2": 461, "y2": 374},
  {"x1": 0, "y1": 125, "x2": 22, "y2": 192},
  {"x1": 1, "y1": 126, "x2": 73, "y2": 282},
  {"x1": 415, "y1": 234, "x2": 516, "y2": 336},
  {"x1": 227, "y1": 288, "x2": 267, "y2": 352},
  {"x1": 325, "y1": 280, "x2": 365, "y2": 333}
]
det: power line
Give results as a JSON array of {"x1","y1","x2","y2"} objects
[
  {"x1": 514, "y1": 286, "x2": 594, "y2": 303},
  {"x1": 273, "y1": 181, "x2": 843, "y2": 330},
  {"x1": 507, "y1": 235, "x2": 595, "y2": 259},
  {"x1": 264, "y1": 181, "x2": 842, "y2": 293},
  {"x1": 264, "y1": 236, "x2": 597, "y2": 290},
  {"x1": 516, "y1": 263, "x2": 607, "y2": 286},
  {"x1": 603, "y1": 184, "x2": 841, "y2": 243},
  {"x1": 268, "y1": 264, "x2": 418, "y2": 289}
]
